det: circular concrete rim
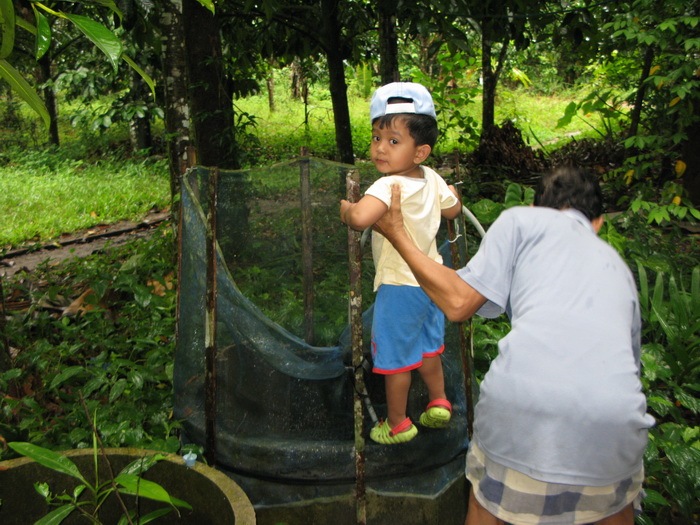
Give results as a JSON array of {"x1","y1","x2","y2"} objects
[{"x1": 0, "y1": 447, "x2": 256, "y2": 524}]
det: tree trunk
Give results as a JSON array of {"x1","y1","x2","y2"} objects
[
  {"x1": 267, "y1": 70, "x2": 275, "y2": 112},
  {"x1": 321, "y1": 0, "x2": 354, "y2": 165},
  {"x1": 480, "y1": 35, "x2": 496, "y2": 141},
  {"x1": 291, "y1": 59, "x2": 303, "y2": 99},
  {"x1": 628, "y1": 46, "x2": 654, "y2": 139},
  {"x1": 377, "y1": 0, "x2": 399, "y2": 84},
  {"x1": 160, "y1": 0, "x2": 191, "y2": 222},
  {"x1": 182, "y1": 0, "x2": 236, "y2": 168},
  {"x1": 38, "y1": 54, "x2": 59, "y2": 146},
  {"x1": 181, "y1": 0, "x2": 248, "y2": 249},
  {"x1": 129, "y1": 69, "x2": 153, "y2": 152}
]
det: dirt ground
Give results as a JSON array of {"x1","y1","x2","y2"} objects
[{"x1": 0, "y1": 211, "x2": 170, "y2": 279}]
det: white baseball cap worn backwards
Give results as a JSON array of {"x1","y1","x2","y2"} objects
[{"x1": 369, "y1": 82, "x2": 436, "y2": 122}]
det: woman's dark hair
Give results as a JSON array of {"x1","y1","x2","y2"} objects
[
  {"x1": 534, "y1": 165, "x2": 604, "y2": 220},
  {"x1": 372, "y1": 97, "x2": 439, "y2": 148}
]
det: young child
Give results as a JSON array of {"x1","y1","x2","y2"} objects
[{"x1": 340, "y1": 82, "x2": 462, "y2": 445}]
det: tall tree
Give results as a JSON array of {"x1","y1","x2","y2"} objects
[
  {"x1": 377, "y1": 0, "x2": 400, "y2": 84},
  {"x1": 160, "y1": 0, "x2": 192, "y2": 214},
  {"x1": 321, "y1": 0, "x2": 354, "y2": 164},
  {"x1": 182, "y1": 0, "x2": 236, "y2": 168},
  {"x1": 225, "y1": 0, "x2": 374, "y2": 164},
  {"x1": 617, "y1": 0, "x2": 699, "y2": 203}
]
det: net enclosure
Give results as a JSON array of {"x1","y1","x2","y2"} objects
[{"x1": 174, "y1": 160, "x2": 476, "y2": 506}]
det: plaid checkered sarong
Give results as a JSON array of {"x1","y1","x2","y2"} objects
[{"x1": 466, "y1": 442, "x2": 644, "y2": 524}]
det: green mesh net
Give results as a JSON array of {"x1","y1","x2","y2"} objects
[{"x1": 174, "y1": 160, "x2": 473, "y2": 505}]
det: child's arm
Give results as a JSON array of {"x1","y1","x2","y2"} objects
[
  {"x1": 441, "y1": 185, "x2": 462, "y2": 220},
  {"x1": 340, "y1": 195, "x2": 388, "y2": 231}
]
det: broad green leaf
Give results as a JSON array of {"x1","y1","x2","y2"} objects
[
  {"x1": 121, "y1": 53, "x2": 156, "y2": 99},
  {"x1": 504, "y1": 183, "x2": 524, "y2": 208},
  {"x1": 115, "y1": 474, "x2": 192, "y2": 510},
  {"x1": 35, "y1": 482, "x2": 50, "y2": 498},
  {"x1": 109, "y1": 378, "x2": 128, "y2": 403},
  {"x1": 196, "y1": 0, "x2": 215, "y2": 14},
  {"x1": 0, "y1": 59, "x2": 50, "y2": 126},
  {"x1": 471, "y1": 198, "x2": 503, "y2": 224},
  {"x1": 64, "y1": 14, "x2": 122, "y2": 71},
  {"x1": 651, "y1": 272, "x2": 665, "y2": 317},
  {"x1": 118, "y1": 454, "x2": 165, "y2": 477},
  {"x1": 136, "y1": 508, "x2": 174, "y2": 524},
  {"x1": 0, "y1": 60, "x2": 51, "y2": 127},
  {"x1": 33, "y1": 7, "x2": 51, "y2": 59},
  {"x1": 636, "y1": 262, "x2": 649, "y2": 314},
  {"x1": 35, "y1": 504, "x2": 76, "y2": 525},
  {"x1": 91, "y1": 0, "x2": 123, "y2": 21},
  {"x1": 49, "y1": 366, "x2": 84, "y2": 390},
  {"x1": 642, "y1": 488, "x2": 670, "y2": 506},
  {"x1": 0, "y1": 0, "x2": 15, "y2": 59},
  {"x1": 8, "y1": 443, "x2": 88, "y2": 485}
]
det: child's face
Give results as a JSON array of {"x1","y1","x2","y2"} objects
[{"x1": 371, "y1": 118, "x2": 425, "y2": 177}]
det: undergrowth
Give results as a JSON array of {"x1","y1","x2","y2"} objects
[{"x1": 1, "y1": 225, "x2": 180, "y2": 454}]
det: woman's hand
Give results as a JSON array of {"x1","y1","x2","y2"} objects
[{"x1": 373, "y1": 184, "x2": 405, "y2": 241}]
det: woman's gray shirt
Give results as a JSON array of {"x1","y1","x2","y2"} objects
[{"x1": 457, "y1": 206, "x2": 655, "y2": 485}]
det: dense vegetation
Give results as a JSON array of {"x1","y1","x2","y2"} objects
[
  {"x1": 2, "y1": 0, "x2": 699, "y2": 518},
  {"x1": 1, "y1": 79, "x2": 698, "y2": 523}
]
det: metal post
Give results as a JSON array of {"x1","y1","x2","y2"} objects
[
  {"x1": 204, "y1": 167, "x2": 219, "y2": 465},
  {"x1": 347, "y1": 169, "x2": 367, "y2": 525},
  {"x1": 300, "y1": 147, "x2": 315, "y2": 344}
]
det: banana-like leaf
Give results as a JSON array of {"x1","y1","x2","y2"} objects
[
  {"x1": 118, "y1": 454, "x2": 165, "y2": 477},
  {"x1": 637, "y1": 262, "x2": 649, "y2": 315},
  {"x1": 652, "y1": 271, "x2": 665, "y2": 321},
  {"x1": 64, "y1": 13, "x2": 122, "y2": 72},
  {"x1": 0, "y1": 59, "x2": 50, "y2": 127},
  {"x1": 32, "y1": 7, "x2": 51, "y2": 59},
  {"x1": 16, "y1": 16, "x2": 36, "y2": 35},
  {"x1": 91, "y1": 0, "x2": 123, "y2": 21},
  {"x1": 122, "y1": 53, "x2": 156, "y2": 99},
  {"x1": 35, "y1": 504, "x2": 76, "y2": 525},
  {"x1": 8, "y1": 442, "x2": 88, "y2": 486},
  {"x1": 0, "y1": 0, "x2": 15, "y2": 59},
  {"x1": 115, "y1": 474, "x2": 192, "y2": 510}
]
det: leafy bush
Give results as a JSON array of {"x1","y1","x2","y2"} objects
[
  {"x1": 635, "y1": 265, "x2": 700, "y2": 524},
  {"x1": 1, "y1": 225, "x2": 179, "y2": 457}
]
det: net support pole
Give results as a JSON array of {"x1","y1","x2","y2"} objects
[
  {"x1": 204, "y1": 167, "x2": 219, "y2": 465},
  {"x1": 447, "y1": 154, "x2": 476, "y2": 439},
  {"x1": 300, "y1": 147, "x2": 315, "y2": 344},
  {"x1": 347, "y1": 169, "x2": 367, "y2": 525}
]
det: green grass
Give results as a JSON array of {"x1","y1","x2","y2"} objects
[
  {"x1": 0, "y1": 79, "x2": 601, "y2": 250},
  {"x1": 234, "y1": 78, "x2": 596, "y2": 164},
  {"x1": 0, "y1": 149, "x2": 170, "y2": 249}
]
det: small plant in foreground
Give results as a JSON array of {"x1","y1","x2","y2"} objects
[
  {"x1": 9, "y1": 441, "x2": 191, "y2": 524},
  {"x1": 8, "y1": 401, "x2": 190, "y2": 524}
]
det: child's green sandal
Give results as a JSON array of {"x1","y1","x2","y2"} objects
[
  {"x1": 419, "y1": 399, "x2": 452, "y2": 428},
  {"x1": 370, "y1": 417, "x2": 418, "y2": 445}
]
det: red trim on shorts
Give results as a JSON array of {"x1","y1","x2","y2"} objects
[
  {"x1": 373, "y1": 361, "x2": 423, "y2": 375},
  {"x1": 423, "y1": 344, "x2": 445, "y2": 358}
]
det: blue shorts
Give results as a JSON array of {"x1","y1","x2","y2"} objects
[{"x1": 371, "y1": 284, "x2": 445, "y2": 374}]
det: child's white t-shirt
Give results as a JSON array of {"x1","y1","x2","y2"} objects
[{"x1": 365, "y1": 166, "x2": 458, "y2": 291}]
